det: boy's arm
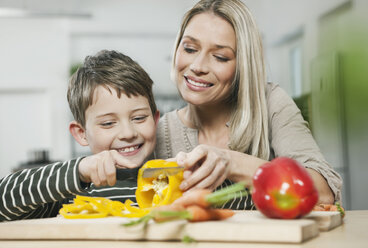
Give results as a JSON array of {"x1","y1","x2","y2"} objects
[{"x1": 0, "y1": 157, "x2": 87, "y2": 222}]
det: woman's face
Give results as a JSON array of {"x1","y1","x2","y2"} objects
[{"x1": 174, "y1": 12, "x2": 236, "y2": 107}]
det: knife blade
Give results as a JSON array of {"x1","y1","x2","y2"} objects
[
  {"x1": 142, "y1": 166, "x2": 184, "y2": 178},
  {"x1": 116, "y1": 167, "x2": 140, "y2": 180}
]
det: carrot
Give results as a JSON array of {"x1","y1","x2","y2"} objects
[
  {"x1": 186, "y1": 205, "x2": 234, "y2": 222},
  {"x1": 173, "y1": 182, "x2": 248, "y2": 208},
  {"x1": 172, "y1": 189, "x2": 212, "y2": 208},
  {"x1": 123, "y1": 182, "x2": 246, "y2": 226},
  {"x1": 150, "y1": 205, "x2": 234, "y2": 223},
  {"x1": 312, "y1": 203, "x2": 345, "y2": 218},
  {"x1": 151, "y1": 204, "x2": 187, "y2": 222},
  {"x1": 312, "y1": 204, "x2": 326, "y2": 211}
]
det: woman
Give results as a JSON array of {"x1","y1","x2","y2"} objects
[{"x1": 154, "y1": 0, "x2": 342, "y2": 209}]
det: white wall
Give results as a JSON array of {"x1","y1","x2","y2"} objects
[
  {"x1": 67, "y1": 0, "x2": 197, "y2": 96},
  {"x1": 0, "y1": 0, "x2": 196, "y2": 177},
  {"x1": 0, "y1": 19, "x2": 70, "y2": 177}
]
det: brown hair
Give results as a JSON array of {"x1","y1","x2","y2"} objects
[{"x1": 67, "y1": 50, "x2": 157, "y2": 127}]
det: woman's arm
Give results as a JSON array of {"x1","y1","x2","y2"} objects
[
  {"x1": 267, "y1": 83, "x2": 342, "y2": 203},
  {"x1": 306, "y1": 168, "x2": 334, "y2": 204},
  {"x1": 177, "y1": 146, "x2": 335, "y2": 204},
  {"x1": 228, "y1": 150, "x2": 335, "y2": 204}
]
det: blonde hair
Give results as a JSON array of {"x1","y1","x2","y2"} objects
[{"x1": 172, "y1": 0, "x2": 269, "y2": 160}]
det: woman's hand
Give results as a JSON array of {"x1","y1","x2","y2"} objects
[
  {"x1": 176, "y1": 144, "x2": 233, "y2": 191},
  {"x1": 176, "y1": 144, "x2": 268, "y2": 192}
]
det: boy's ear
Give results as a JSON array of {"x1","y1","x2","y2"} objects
[
  {"x1": 69, "y1": 121, "x2": 89, "y2": 146},
  {"x1": 154, "y1": 111, "x2": 160, "y2": 125}
]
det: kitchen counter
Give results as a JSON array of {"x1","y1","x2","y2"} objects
[{"x1": 0, "y1": 210, "x2": 367, "y2": 248}]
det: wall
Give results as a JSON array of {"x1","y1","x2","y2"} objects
[
  {"x1": 0, "y1": 19, "x2": 70, "y2": 177},
  {"x1": 0, "y1": 0, "x2": 196, "y2": 177}
]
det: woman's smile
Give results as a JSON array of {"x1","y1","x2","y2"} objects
[{"x1": 185, "y1": 75, "x2": 214, "y2": 91}]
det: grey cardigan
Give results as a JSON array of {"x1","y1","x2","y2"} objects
[{"x1": 154, "y1": 82, "x2": 343, "y2": 206}]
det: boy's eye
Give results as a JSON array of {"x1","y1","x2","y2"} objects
[
  {"x1": 100, "y1": 121, "x2": 115, "y2": 127},
  {"x1": 132, "y1": 115, "x2": 148, "y2": 122}
]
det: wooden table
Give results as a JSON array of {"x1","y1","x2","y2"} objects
[{"x1": 0, "y1": 211, "x2": 367, "y2": 248}]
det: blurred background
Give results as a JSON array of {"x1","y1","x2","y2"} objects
[{"x1": 0, "y1": 0, "x2": 367, "y2": 210}]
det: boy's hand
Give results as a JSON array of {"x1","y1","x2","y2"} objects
[{"x1": 78, "y1": 150, "x2": 137, "y2": 187}]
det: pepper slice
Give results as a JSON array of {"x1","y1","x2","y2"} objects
[
  {"x1": 59, "y1": 200, "x2": 109, "y2": 219},
  {"x1": 136, "y1": 159, "x2": 183, "y2": 209},
  {"x1": 59, "y1": 159, "x2": 184, "y2": 219}
]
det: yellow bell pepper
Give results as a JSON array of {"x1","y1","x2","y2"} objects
[
  {"x1": 123, "y1": 199, "x2": 150, "y2": 217},
  {"x1": 59, "y1": 196, "x2": 109, "y2": 219},
  {"x1": 136, "y1": 159, "x2": 183, "y2": 209},
  {"x1": 59, "y1": 159, "x2": 183, "y2": 219}
]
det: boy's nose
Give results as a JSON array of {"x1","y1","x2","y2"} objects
[{"x1": 117, "y1": 123, "x2": 138, "y2": 140}]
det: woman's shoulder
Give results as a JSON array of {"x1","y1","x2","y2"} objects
[
  {"x1": 266, "y1": 82, "x2": 289, "y2": 100},
  {"x1": 265, "y1": 82, "x2": 296, "y2": 111}
]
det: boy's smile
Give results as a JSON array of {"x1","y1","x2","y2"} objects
[{"x1": 82, "y1": 85, "x2": 159, "y2": 167}]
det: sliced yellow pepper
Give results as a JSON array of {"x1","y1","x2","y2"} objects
[
  {"x1": 59, "y1": 201, "x2": 108, "y2": 219},
  {"x1": 136, "y1": 159, "x2": 183, "y2": 209},
  {"x1": 123, "y1": 199, "x2": 150, "y2": 217},
  {"x1": 59, "y1": 159, "x2": 184, "y2": 219}
]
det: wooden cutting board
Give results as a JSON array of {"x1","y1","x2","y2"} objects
[{"x1": 0, "y1": 211, "x2": 341, "y2": 243}]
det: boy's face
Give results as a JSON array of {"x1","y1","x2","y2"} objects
[{"x1": 82, "y1": 85, "x2": 159, "y2": 166}]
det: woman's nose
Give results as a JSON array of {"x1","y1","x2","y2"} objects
[
  {"x1": 189, "y1": 53, "x2": 209, "y2": 74},
  {"x1": 117, "y1": 123, "x2": 137, "y2": 140}
]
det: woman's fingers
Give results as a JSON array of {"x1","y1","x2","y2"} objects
[
  {"x1": 185, "y1": 157, "x2": 228, "y2": 191},
  {"x1": 175, "y1": 151, "x2": 188, "y2": 167},
  {"x1": 181, "y1": 158, "x2": 216, "y2": 190},
  {"x1": 179, "y1": 145, "x2": 231, "y2": 191},
  {"x1": 178, "y1": 145, "x2": 208, "y2": 169},
  {"x1": 183, "y1": 170, "x2": 192, "y2": 179}
]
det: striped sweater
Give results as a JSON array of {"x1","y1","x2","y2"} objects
[{"x1": 0, "y1": 157, "x2": 137, "y2": 222}]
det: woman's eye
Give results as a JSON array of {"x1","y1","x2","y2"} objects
[
  {"x1": 214, "y1": 55, "x2": 230, "y2": 62},
  {"x1": 183, "y1": 47, "x2": 197, "y2": 54}
]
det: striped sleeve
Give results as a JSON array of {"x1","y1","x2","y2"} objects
[{"x1": 0, "y1": 157, "x2": 86, "y2": 222}]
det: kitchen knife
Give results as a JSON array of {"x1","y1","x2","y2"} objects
[
  {"x1": 142, "y1": 166, "x2": 184, "y2": 178},
  {"x1": 116, "y1": 167, "x2": 140, "y2": 180}
]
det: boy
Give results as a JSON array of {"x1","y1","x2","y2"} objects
[{"x1": 0, "y1": 50, "x2": 160, "y2": 221}]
